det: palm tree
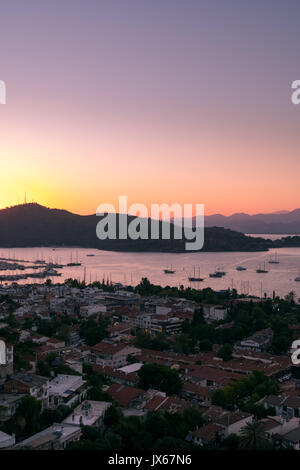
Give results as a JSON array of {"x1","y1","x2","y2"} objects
[{"x1": 239, "y1": 420, "x2": 272, "y2": 450}]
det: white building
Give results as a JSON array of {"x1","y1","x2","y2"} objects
[
  {"x1": 203, "y1": 304, "x2": 228, "y2": 323},
  {"x1": 63, "y1": 400, "x2": 111, "y2": 427},
  {"x1": 117, "y1": 363, "x2": 143, "y2": 374},
  {"x1": 90, "y1": 342, "x2": 140, "y2": 368},
  {"x1": 14, "y1": 423, "x2": 81, "y2": 450},
  {"x1": 0, "y1": 430, "x2": 15, "y2": 449},
  {"x1": 48, "y1": 374, "x2": 87, "y2": 409}
]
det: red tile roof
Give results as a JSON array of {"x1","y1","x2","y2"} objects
[
  {"x1": 192, "y1": 423, "x2": 223, "y2": 441},
  {"x1": 107, "y1": 384, "x2": 144, "y2": 407},
  {"x1": 92, "y1": 341, "x2": 130, "y2": 355}
]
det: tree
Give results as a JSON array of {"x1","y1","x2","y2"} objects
[
  {"x1": 0, "y1": 326, "x2": 19, "y2": 343},
  {"x1": 36, "y1": 360, "x2": 52, "y2": 378},
  {"x1": 55, "y1": 324, "x2": 70, "y2": 343},
  {"x1": 285, "y1": 291, "x2": 295, "y2": 304},
  {"x1": 152, "y1": 436, "x2": 192, "y2": 451},
  {"x1": 80, "y1": 318, "x2": 109, "y2": 346},
  {"x1": 271, "y1": 333, "x2": 292, "y2": 354},
  {"x1": 81, "y1": 425, "x2": 102, "y2": 442},
  {"x1": 103, "y1": 430, "x2": 123, "y2": 450},
  {"x1": 222, "y1": 433, "x2": 240, "y2": 450},
  {"x1": 199, "y1": 339, "x2": 212, "y2": 352},
  {"x1": 239, "y1": 420, "x2": 272, "y2": 450},
  {"x1": 211, "y1": 389, "x2": 228, "y2": 407},
  {"x1": 127, "y1": 354, "x2": 136, "y2": 364},
  {"x1": 15, "y1": 396, "x2": 42, "y2": 437},
  {"x1": 145, "y1": 412, "x2": 172, "y2": 441},
  {"x1": 193, "y1": 307, "x2": 204, "y2": 324},
  {"x1": 212, "y1": 371, "x2": 278, "y2": 409},
  {"x1": 217, "y1": 343, "x2": 233, "y2": 361},
  {"x1": 182, "y1": 407, "x2": 204, "y2": 432},
  {"x1": 138, "y1": 363, "x2": 182, "y2": 395},
  {"x1": 88, "y1": 387, "x2": 113, "y2": 402},
  {"x1": 134, "y1": 331, "x2": 169, "y2": 351},
  {"x1": 103, "y1": 404, "x2": 123, "y2": 427},
  {"x1": 5, "y1": 312, "x2": 18, "y2": 328}
]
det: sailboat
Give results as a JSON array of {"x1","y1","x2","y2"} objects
[
  {"x1": 268, "y1": 252, "x2": 279, "y2": 264},
  {"x1": 188, "y1": 266, "x2": 204, "y2": 282},
  {"x1": 210, "y1": 265, "x2": 226, "y2": 277},
  {"x1": 256, "y1": 262, "x2": 268, "y2": 273},
  {"x1": 164, "y1": 265, "x2": 175, "y2": 274},
  {"x1": 295, "y1": 269, "x2": 300, "y2": 282},
  {"x1": 236, "y1": 265, "x2": 247, "y2": 271},
  {"x1": 67, "y1": 252, "x2": 81, "y2": 266}
]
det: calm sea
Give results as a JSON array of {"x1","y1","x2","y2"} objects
[{"x1": 0, "y1": 235, "x2": 300, "y2": 298}]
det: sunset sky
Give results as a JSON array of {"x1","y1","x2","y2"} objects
[{"x1": 1, "y1": 0, "x2": 300, "y2": 216}]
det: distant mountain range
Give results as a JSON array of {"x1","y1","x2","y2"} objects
[
  {"x1": 201, "y1": 209, "x2": 300, "y2": 234},
  {"x1": 0, "y1": 203, "x2": 276, "y2": 252}
]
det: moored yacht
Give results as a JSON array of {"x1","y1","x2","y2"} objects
[
  {"x1": 268, "y1": 252, "x2": 280, "y2": 264},
  {"x1": 236, "y1": 266, "x2": 247, "y2": 271},
  {"x1": 164, "y1": 264, "x2": 175, "y2": 274},
  {"x1": 188, "y1": 266, "x2": 204, "y2": 281},
  {"x1": 256, "y1": 262, "x2": 268, "y2": 273}
]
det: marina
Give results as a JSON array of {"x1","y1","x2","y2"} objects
[{"x1": 0, "y1": 241, "x2": 300, "y2": 298}]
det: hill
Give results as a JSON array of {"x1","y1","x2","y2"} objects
[
  {"x1": 0, "y1": 203, "x2": 271, "y2": 252},
  {"x1": 200, "y1": 209, "x2": 300, "y2": 234}
]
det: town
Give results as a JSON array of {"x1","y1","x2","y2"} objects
[{"x1": 0, "y1": 276, "x2": 299, "y2": 450}]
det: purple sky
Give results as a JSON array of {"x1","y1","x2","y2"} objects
[{"x1": 1, "y1": 0, "x2": 300, "y2": 214}]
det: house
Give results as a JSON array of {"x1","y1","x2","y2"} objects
[
  {"x1": 45, "y1": 337, "x2": 66, "y2": 349},
  {"x1": 14, "y1": 423, "x2": 81, "y2": 450},
  {"x1": 4, "y1": 373, "x2": 49, "y2": 410},
  {"x1": 107, "y1": 384, "x2": 145, "y2": 408},
  {"x1": 149, "y1": 315, "x2": 183, "y2": 336},
  {"x1": 0, "y1": 430, "x2": 15, "y2": 449},
  {"x1": 63, "y1": 400, "x2": 111, "y2": 427},
  {"x1": 89, "y1": 341, "x2": 140, "y2": 368},
  {"x1": 187, "y1": 423, "x2": 223, "y2": 447},
  {"x1": 31, "y1": 334, "x2": 50, "y2": 345},
  {"x1": 200, "y1": 406, "x2": 253, "y2": 437},
  {"x1": 0, "y1": 394, "x2": 25, "y2": 423},
  {"x1": 180, "y1": 382, "x2": 213, "y2": 405},
  {"x1": 134, "y1": 313, "x2": 152, "y2": 330},
  {"x1": 80, "y1": 304, "x2": 107, "y2": 317},
  {"x1": 69, "y1": 325, "x2": 81, "y2": 346},
  {"x1": 48, "y1": 374, "x2": 87, "y2": 409},
  {"x1": 260, "y1": 416, "x2": 300, "y2": 438},
  {"x1": 108, "y1": 323, "x2": 132, "y2": 339},
  {"x1": 215, "y1": 410, "x2": 253, "y2": 437},
  {"x1": 281, "y1": 396, "x2": 300, "y2": 420},
  {"x1": 63, "y1": 357, "x2": 83, "y2": 375},
  {"x1": 281, "y1": 426, "x2": 300, "y2": 450},
  {"x1": 235, "y1": 328, "x2": 273, "y2": 353},
  {"x1": 261, "y1": 395, "x2": 284, "y2": 415},
  {"x1": 144, "y1": 395, "x2": 187, "y2": 414},
  {"x1": 0, "y1": 338, "x2": 14, "y2": 380},
  {"x1": 19, "y1": 329, "x2": 32, "y2": 342},
  {"x1": 261, "y1": 395, "x2": 300, "y2": 420},
  {"x1": 92, "y1": 364, "x2": 139, "y2": 387},
  {"x1": 186, "y1": 365, "x2": 243, "y2": 389},
  {"x1": 117, "y1": 363, "x2": 143, "y2": 374},
  {"x1": 202, "y1": 305, "x2": 228, "y2": 323}
]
